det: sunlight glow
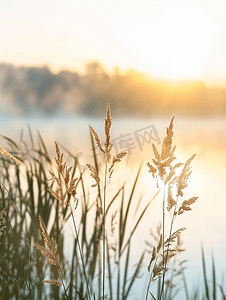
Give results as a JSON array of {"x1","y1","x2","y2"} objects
[
  {"x1": 154, "y1": 55, "x2": 204, "y2": 81},
  {"x1": 104, "y1": 1, "x2": 221, "y2": 81}
]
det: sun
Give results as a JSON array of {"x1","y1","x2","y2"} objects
[
  {"x1": 153, "y1": 55, "x2": 204, "y2": 82},
  {"x1": 104, "y1": 1, "x2": 220, "y2": 82}
]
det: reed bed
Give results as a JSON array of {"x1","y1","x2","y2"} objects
[{"x1": 0, "y1": 104, "x2": 224, "y2": 299}]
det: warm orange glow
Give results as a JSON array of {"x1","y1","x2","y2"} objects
[
  {"x1": 1, "y1": 0, "x2": 225, "y2": 86},
  {"x1": 151, "y1": 56, "x2": 204, "y2": 81},
  {"x1": 104, "y1": 2, "x2": 221, "y2": 83}
]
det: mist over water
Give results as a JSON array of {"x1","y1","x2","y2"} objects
[{"x1": 1, "y1": 112, "x2": 225, "y2": 298}]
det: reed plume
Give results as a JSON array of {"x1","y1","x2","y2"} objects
[
  {"x1": 33, "y1": 216, "x2": 59, "y2": 267},
  {"x1": 88, "y1": 104, "x2": 126, "y2": 186},
  {"x1": 33, "y1": 216, "x2": 65, "y2": 291},
  {"x1": 0, "y1": 147, "x2": 24, "y2": 165},
  {"x1": 88, "y1": 103, "x2": 127, "y2": 300},
  {"x1": 48, "y1": 141, "x2": 79, "y2": 209},
  {"x1": 0, "y1": 208, "x2": 6, "y2": 239},
  {"x1": 0, "y1": 146, "x2": 23, "y2": 194},
  {"x1": 146, "y1": 116, "x2": 198, "y2": 300},
  {"x1": 47, "y1": 141, "x2": 91, "y2": 300}
]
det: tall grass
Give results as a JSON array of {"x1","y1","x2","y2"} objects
[
  {"x1": 145, "y1": 115, "x2": 198, "y2": 300},
  {"x1": 0, "y1": 104, "x2": 224, "y2": 299},
  {"x1": 0, "y1": 107, "x2": 158, "y2": 299}
]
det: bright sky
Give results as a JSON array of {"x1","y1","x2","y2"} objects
[{"x1": 1, "y1": 0, "x2": 226, "y2": 86}]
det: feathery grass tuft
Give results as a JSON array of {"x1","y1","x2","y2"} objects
[
  {"x1": 146, "y1": 116, "x2": 198, "y2": 300},
  {"x1": 0, "y1": 147, "x2": 24, "y2": 165},
  {"x1": 0, "y1": 208, "x2": 6, "y2": 239},
  {"x1": 33, "y1": 215, "x2": 68, "y2": 298},
  {"x1": 48, "y1": 141, "x2": 79, "y2": 208},
  {"x1": 33, "y1": 216, "x2": 58, "y2": 266},
  {"x1": 88, "y1": 103, "x2": 127, "y2": 300}
]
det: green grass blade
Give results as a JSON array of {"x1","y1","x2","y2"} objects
[
  {"x1": 124, "y1": 251, "x2": 145, "y2": 298},
  {"x1": 89, "y1": 128, "x2": 102, "y2": 206},
  {"x1": 201, "y1": 245, "x2": 210, "y2": 300},
  {"x1": 27, "y1": 124, "x2": 34, "y2": 148},
  {"x1": 121, "y1": 189, "x2": 160, "y2": 256},
  {"x1": 182, "y1": 269, "x2": 190, "y2": 300},
  {"x1": 212, "y1": 252, "x2": 217, "y2": 300},
  {"x1": 71, "y1": 284, "x2": 85, "y2": 299},
  {"x1": 120, "y1": 163, "x2": 143, "y2": 250},
  {"x1": 106, "y1": 237, "x2": 113, "y2": 300},
  {"x1": 122, "y1": 239, "x2": 131, "y2": 298},
  {"x1": 36, "y1": 130, "x2": 51, "y2": 163},
  {"x1": 218, "y1": 285, "x2": 226, "y2": 300},
  {"x1": 149, "y1": 291, "x2": 157, "y2": 300}
]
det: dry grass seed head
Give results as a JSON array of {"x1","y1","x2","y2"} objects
[
  {"x1": 165, "y1": 228, "x2": 186, "y2": 246},
  {"x1": 0, "y1": 208, "x2": 6, "y2": 238},
  {"x1": 148, "y1": 117, "x2": 177, "y2": 182},
  {"x1": 89, "y1": 125, "x2": 105, "y2": 154},
  {"x1": 49, "y1": 142, "x2": 78, "y2": 206},
  {"x1": 108, "y1": 152, "x2": 127, "y2": 182},
  {"x1": 33, "y1": 216, "x2": 58, "y2": 266},
  {"x1": 48, "y1": 188, "x2": 65, "y2": 206},
  {"x1": 167, "y1": 183, "x2": 177, "y2": 211},
  {"x1": 161, "y1": 116, "x2": 175, "y2": 161},
  {"x1": 54, "y1": 142, "x2": 65, "y2": 175},
  {"x1": 88, "y1": 104, "x2": 126, "y2": 189},
  {"x1": 74, "y1": 196, "x2": 79, "y2": 210},
  {"x1": 165, "y1": 280, "x2": 175, "y2": 289},
  {"x1": 147, "y1": 225, "x2": 162, "y2": 271},
  {"x1": 67, "y1": 177, "x2": 78, "y2": 198},
  {"x1": 0, "y1": 147, "x2": 24, "y2": 165},
  {"x1": 177, "y1": 154, "x2": 196, "y2": 197},
  {"x1": 152, "y1": 144, "x2": 161, "y2": 163},
  {"x1": 33, "y1": 242, "x2": 58, "y2": 266},
  {"x1": 42, "y1": 279, "x2": 62, "y2": 287},
  {"x1": 147, "y1": 162, "x2": 157, "y2": 179},
  {"x1": 104, "y1": 103, "x2": 113, "y2": 162},
  {"x1": 177, "y1": 196, "x2": 198, "y2": 215},
  {"x1": 0, "y1": 148, "x2": 24, "y2": 195},
  {"x1": 148, "y1": 247, "x2": 157, "y2": 271},
  {"x1": 152, "y1": 264, "x2": 164, "y2": 282},
  {"x1": 38, "y1": 215, "x2": 51, "y2": 248},
  {"x1": 86, "y1": 164, "x2": 101, "y2": 187},
  {"x1": 151, "y1": 246, "x2": 157, "y2": 262},
  {"x1": 0, "y1": 207, "x2": 6, "y2": 223},
  {"x1": 165, "y1": 162, "x2": 183, "y2": 184},
  {"x1": 161, "y1": 250, "x2": 177, "y2": 265},
  {"x1": 89, "y1": 104, "x2": 113, "y2": 162}
]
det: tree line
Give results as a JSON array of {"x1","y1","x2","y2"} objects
[{"x1": 0, "y1": 61, "x2": 225, "y2": 118}]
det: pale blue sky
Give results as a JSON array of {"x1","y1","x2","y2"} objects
[{"x1": 1, "y1": 0, "x2": 226, "y2": 85}]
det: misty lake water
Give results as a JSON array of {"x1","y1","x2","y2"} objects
[{"x1": 0, "y1": 111, "x2": 226, "y2": 299}]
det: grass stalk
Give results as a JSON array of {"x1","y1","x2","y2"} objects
[
  {"x1": 161, "y1": 182, "x2": 166, "y2": 300},
  {"x1": 102, "y1": 159, "x2": 108, "y2": 300},
  {"x1": 69, "y1": 202, "x2": 92, "y2": 300},
  {"x1": 182, "y1": 266, "x2": 189, "y2": 300},
  {"x1": 146, "y1": 116, "x2": 198, "y2": 300},
  {"x1": 212, "y1": 252, "x2": 217, "y2": 300},
  {"x1": 201, "y1": 245, "x2": 210, "y2": 300},
  {"x1": 58, "y1": 266, "x2": 69, "y2": 300},
  {"x1": 160, "y1": 193, "x2": 179, "y2": 300}
]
